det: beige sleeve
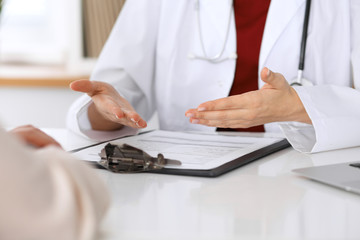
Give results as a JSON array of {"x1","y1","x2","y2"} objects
[{"x1": 0, "y1": 128, "x2": 110, "y2": 240}]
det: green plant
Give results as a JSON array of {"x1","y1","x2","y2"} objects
[{"x1": 0, "y1": 0, "x2": 2, "y2": 15}]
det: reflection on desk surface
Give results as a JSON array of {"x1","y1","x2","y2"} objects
[{"x1": 98, "y1": 168, "x2": 360, "y2": 240}]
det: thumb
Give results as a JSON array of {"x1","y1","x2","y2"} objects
[
  {"x1": 70, "y1": 80, "x2": 101, "y2": 96},
  {"x1": 260, "y1": 67, "x2": 288, "y2": 89}
]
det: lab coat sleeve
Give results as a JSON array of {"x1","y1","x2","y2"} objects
[
  {"x1": 280, "y1": 85, "x2": 360, "y2": 153},
  {"x1": 67, "y1": 0, "x2": 161, "y2": 140},
  {"x1": 351, "y1": 0, "x2": 360, "y2": 90},
  {"x1": 0, "y1": 128, "x2": 110, "y2": 240},
  {"x1": 279, "y1": 0, "x2": 360, "y2": 153},
  {"x1": 278, "y1": 0, "x2": 360, "y2": 153}
]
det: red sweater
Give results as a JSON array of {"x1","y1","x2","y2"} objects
[{"x1": 219, "y1": 0, "x2": 270, "y2": 132}]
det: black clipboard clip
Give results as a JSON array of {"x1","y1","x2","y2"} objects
[{"x1": 98, "y1": 143, "x2": 182, "y2": 173}]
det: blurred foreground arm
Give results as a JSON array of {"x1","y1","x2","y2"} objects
[{"x1": 0, "y1": 127, "x2": 110, "y2": 240}]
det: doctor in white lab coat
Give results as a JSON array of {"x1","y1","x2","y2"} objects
[{"x1": 67, "y1": 0, "x2": 360, "y2": 153}]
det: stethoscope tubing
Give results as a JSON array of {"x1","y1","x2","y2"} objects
[
  {"x1": 292, "y1": 0, "x2": 312, "y2": 86},
  {"x1": 190, "y1": 0, "x2": 236, "y2": 63},
  {"x1": 299, "y1": 0, "x2": 312, "y2": 71}
]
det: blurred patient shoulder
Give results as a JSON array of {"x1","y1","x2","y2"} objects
[{"x1": 0, "y1": 126, "x2": 110, "y2": 240}]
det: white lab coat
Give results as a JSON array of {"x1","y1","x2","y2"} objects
[
  {"x1": 0, "y1": 128, "x2": 109, "y2": 240},
  {"x1": 67, "y1": 0, "x2": 360, "y2": 153}
]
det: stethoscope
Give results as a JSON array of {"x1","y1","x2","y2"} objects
[
  {"x1": 291, "y1": 0, "x2": 312, "y2": 86},
  {"x1": 189, "y1": 0, "x2": 313, "y2": 87},
  {"x1": 188, "y1": 0, "x2": 237, "y2": 63}
]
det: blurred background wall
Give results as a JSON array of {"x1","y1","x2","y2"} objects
[{"x1": 0, "y1": 0, "x2": 130, "y2": 129}]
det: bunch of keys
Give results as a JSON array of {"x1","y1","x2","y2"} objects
[{"x1": 98, "y1": 143, "x2": 182, "y2": 173}]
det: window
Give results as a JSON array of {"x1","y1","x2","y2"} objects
[
  {"x1": 0, "y1": 0, "x2": 69, "y2": 65},
  {"x1": 0, "y1": 0, "x2": 123, "y2": 74}
]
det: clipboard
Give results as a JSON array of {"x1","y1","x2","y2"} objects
[
  {"x1": 71, "y1": 130, "x2": 290, "y2": 178},
  {"x1": 150, "y1": 139, "x2": 289, "y2": 177}
]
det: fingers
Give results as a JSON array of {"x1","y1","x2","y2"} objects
[
  {"x1": 185, "y1": 107, "x2": 263, "y2": 128},
  {"x1": 194, "y1": 90, "x2": 262, "y2": 112},
  {"x1": 186, "y1": 108, "x2": 252, "y2": 121},
  {"x1": 90, "y1": 101, "x2": 147, "y2": 130},
  {"x1": 186, "y1": 117, "x2": 258, "y2": 129},
  {"x1": 96, "y1": 97, "x2": 147, "y2": 129},
  {"x1": 195, "y1": 94, "x2": 251, "y2": 112},
  {"x1": 108, "y1": 97, "x2": 147, "y2": 128},
  {"x1": 117, "y1": 109, "x2": 147, "y2": 128},
  {"x1": 10, "y1": 125, "x2": 62, "y2": 149},
  {"x1": 31, "y1": 131, "x2": 63, "y2": 148}
]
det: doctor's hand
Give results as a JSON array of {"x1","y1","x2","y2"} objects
[
  {"x1": 70, "y1": 80, "x2": 147, "y2": 131},
  {"x1": 185, "y1": 67, "x2": 311, "y2": 129}
]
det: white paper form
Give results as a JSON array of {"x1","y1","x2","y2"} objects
[{"x1": 72, "y1": 130, "x2": 284, "y2": 170}]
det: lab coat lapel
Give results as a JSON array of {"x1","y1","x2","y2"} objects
[{"x1": 259, "y1": 0, "x2": 305, "y2": 68}]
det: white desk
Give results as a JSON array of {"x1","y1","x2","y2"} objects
[{"x1": 45, "y1": 129, "x2": 360, "y2": 240}]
